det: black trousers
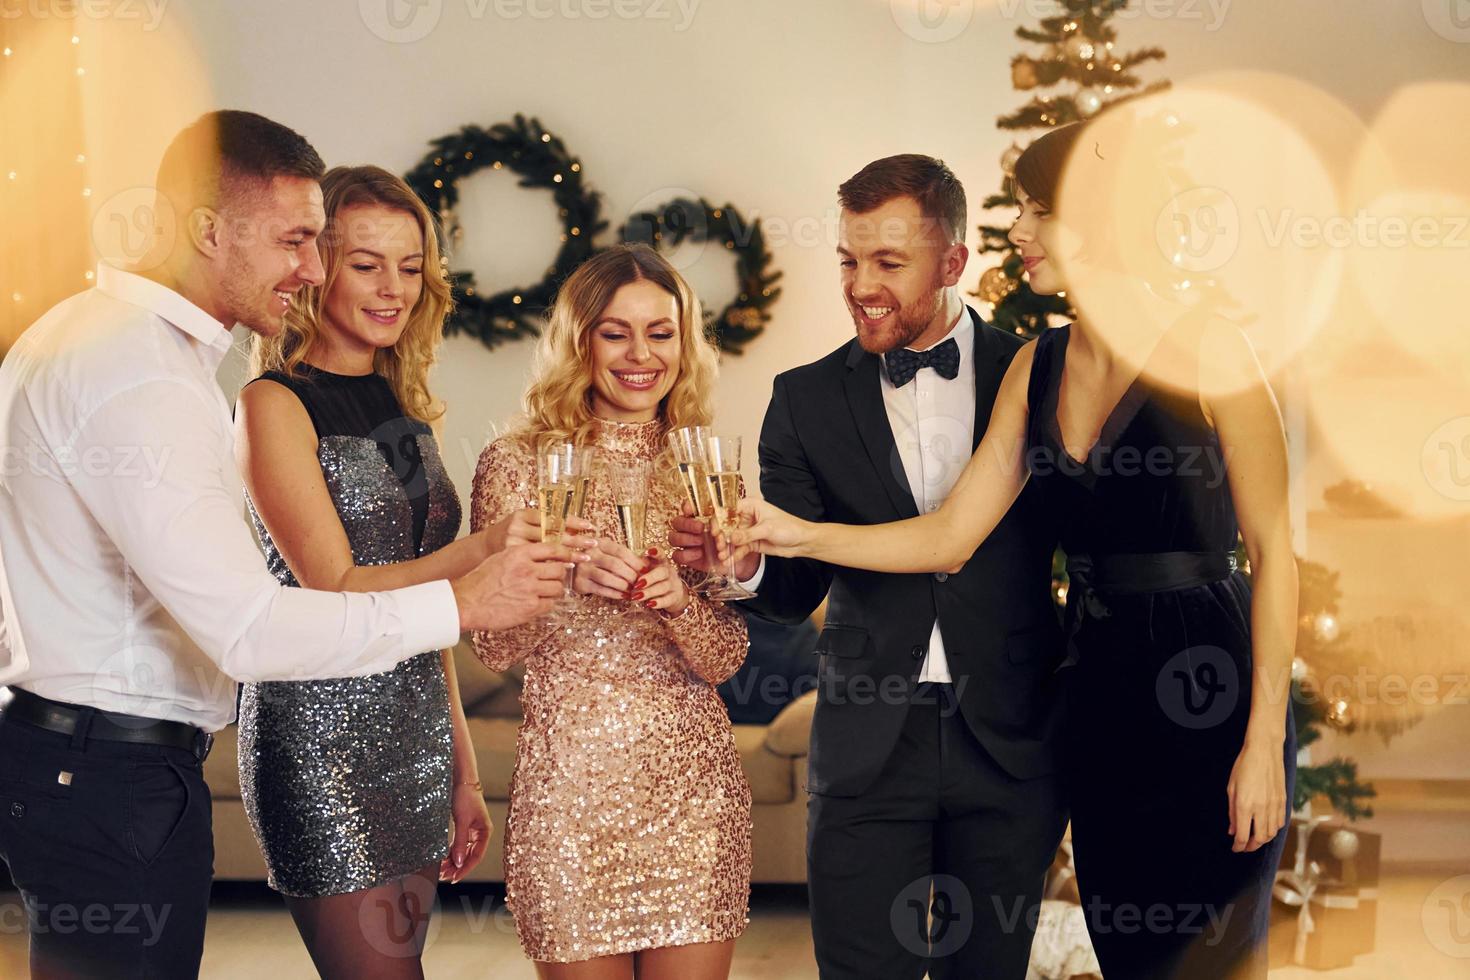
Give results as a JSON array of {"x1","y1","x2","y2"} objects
[
  {"x1": 0, "y1": 709, "x2": 214, "y2": 979},
  {"x1": 807, "y1": 682, "x2": 1067, "y2": 980}
]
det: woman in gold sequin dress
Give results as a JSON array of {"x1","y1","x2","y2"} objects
[{"x1": 470, "y1": 244, "x2": 752, "y2": 978}]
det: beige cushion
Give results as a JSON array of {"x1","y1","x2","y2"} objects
[
  {"x1": 763, "y1": 689, "x2": 816, "y2": 758},
  {"x1": 203, "y1": 724, "x2": 242, "y2": 800},
  {"x1": 735, "y1": 724, "x2": 796, "y2": 804},
  {"x1": 466, "y1": 715, "x2": 522, "y2": 800},
  {"x1": 451, "y1": 640, "x2": 506, "y2": 713}
]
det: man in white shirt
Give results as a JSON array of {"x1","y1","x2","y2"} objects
[
  {"x1": 671, "y1": 156, "x2": 1067, "y2": 978},
  {"x1": 0, "y1": 110, "x2": 585, "y2": 978}
]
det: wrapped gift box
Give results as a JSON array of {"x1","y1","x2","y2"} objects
[{"x1": 1269, "y1": 817, "x2": 1381, "y2": 970}]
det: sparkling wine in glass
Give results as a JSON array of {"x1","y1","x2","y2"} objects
[
  {"x1": 537, "y1": 440, "x2": 596, "y2": 612},
  {"x1": 701, "y1": 433, "x2": 754, "y2": 601},
  {"x1": 608, "y1": 458, "x2": 652, "y2": 616},
  {"x1": 667, "y1": 425, "x2": 723, "y2": 593}
]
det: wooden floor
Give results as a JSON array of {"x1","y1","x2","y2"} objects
[{"x1": 0, "y1": 874, "x2": 1465, "y2": 978}]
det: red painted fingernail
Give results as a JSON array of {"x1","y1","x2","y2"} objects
[
  {"x1": 646, "y1": 548, "x2": 658, "y2": 557},
  {"x1": 643, "y1": 600, "x2": 656, "y2": 608},
  {"x1": 634, "y1": 578, "x2": 647, "y2": 589},
  {"x1": 631, "y1": 591, "x2": 644, "y2": 601}
]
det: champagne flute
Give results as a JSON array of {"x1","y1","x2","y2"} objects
[
  {"x1": 537, "y1": 440, "x2": 596, "y2": 613},
  {"x1": 607, "y1": 457, "x2": 651, "y2": 617},
  {"x1": 700, "y1": 433, "x2": 755, "y2": 601},
  {"x1": 667, "y1": 425, "x2": 723, "y2": 593}
]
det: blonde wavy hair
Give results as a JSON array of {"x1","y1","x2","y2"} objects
[
  {"x1": 514, "y1": 243, "x2": 720, "y2": 474},
  {"x1": 248, "y1": 164, "x2": 452, "y2": 422}
]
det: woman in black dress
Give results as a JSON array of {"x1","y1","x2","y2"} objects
[
  {"x1": 234, "y1": 166, "x2": 592, "y2": 977},
  {"x1": 729, "y1": 116, "x2": 1296, "y2": 978}
]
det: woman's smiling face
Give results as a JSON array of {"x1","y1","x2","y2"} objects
[{"x1": 586, "y1": 278, "x2": 682, "y2": 422}]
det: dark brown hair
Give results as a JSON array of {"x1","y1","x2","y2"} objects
[
  {"x1": 156, "y1": 109, "x2": 325, "y2": 215},
  {"x1": 838, "y1": 154, "x2": 967, "y2": 244},
  {"x1": 1009, "y1": 121, "x2": 1088, "y2": 211}
]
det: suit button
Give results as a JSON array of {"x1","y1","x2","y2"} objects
[
  {"x1": 934, "y1": 572, "x2": 949, "y2": 583},
  {"x1": 10, "y1": 802, "x2": 23, "y2": 817},
  {"x1": 910, "y1": 645, "x2": 925, "y2": 660}
]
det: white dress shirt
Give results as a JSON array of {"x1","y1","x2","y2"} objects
[
  {"x1": 879, "y1": 311, "x2": 976, "y2": 683},
  {"x1": 0, "y1": 264, "x2": 461, "y2": 732},
  {"x1": 741, "y1": 310, "x2": 976, "y2": 684}
]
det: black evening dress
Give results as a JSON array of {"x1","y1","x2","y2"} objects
[
  {"x1": 1024, "y1": 321, "x2": 1295, "y2": 979},
  {"x1": 237, "y1": 365, "x2": 462, "y2": 898}
]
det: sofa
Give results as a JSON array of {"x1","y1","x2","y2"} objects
[{"x1": 206, "y1": 640, "x2": 818, "y2": 885}]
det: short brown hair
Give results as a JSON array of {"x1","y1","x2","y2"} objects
[
  {"x1": 156, "y1": 109, "x2": 325, "y2": 215},
  {"x1": 838, "y1": 154, "x2": 967, "y2": 244}
]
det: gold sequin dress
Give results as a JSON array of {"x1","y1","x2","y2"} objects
[{"x1": 470, "y1": 417, "x2": 753, "y2": 963}]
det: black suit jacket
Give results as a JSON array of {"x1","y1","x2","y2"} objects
[{"x1": 746, "y1": 307, "x2": 1066, "y2": 797}]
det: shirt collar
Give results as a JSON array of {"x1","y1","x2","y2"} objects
[{"x1": 95, "y1": 263, "x2": 234, "y2": 358}]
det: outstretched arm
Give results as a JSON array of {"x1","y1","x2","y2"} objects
[{"x1": 730, "y1": 343, "x2": 1036, "y2": 573}]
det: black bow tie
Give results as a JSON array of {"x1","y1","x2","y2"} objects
[{"x1": 884, "y1": 337, "x2": 961, "y2": 387}]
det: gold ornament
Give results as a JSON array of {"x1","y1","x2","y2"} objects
[
  {"x1": 1000, "y1": 143, "x2": 1023, "y2": 176},
  {"x1": 1064, "y1": 34, "x2": 1095, "y2": 61},
  {"x1": 1076, "y1": 87, "x2": 1103, "y2": 117},
  {"x1": 724, "y1": 306, "x2": 764, "y2": 330},
  {"x1": 1011, "y1": 57, "x2": 1039, "y2": 90},
  {"x1": 1327, "y1": 828, "x2": 1361, "y2": 861},
  {"x1": 978, "y1": 266, "x2": 1018, "y2": 304},
  {"x1": 1313, "y1": 612, "x2": 1340, "y2": 643},
  {"x1": 1325, "y1": 697, "x2": 1353, "y2": 729}
]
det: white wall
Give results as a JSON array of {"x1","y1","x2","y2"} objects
[{"x1": 75, "y1": 0, "x2": 1469, "y2": 500}]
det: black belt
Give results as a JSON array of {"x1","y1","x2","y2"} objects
[
  {"x1": 4, "y1": 687, "x2": 214, "y2": 761},
  {"x1": 1059, "y1": 550, "x2": 1240, "y2": 669}
]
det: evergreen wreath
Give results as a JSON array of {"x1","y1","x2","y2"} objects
[
  {"x1": 619, "y1": 197, "x2": 782, "y2": 356},
  {"x1": 404, "y1": 115, "x2": 607, "y2": 347}
]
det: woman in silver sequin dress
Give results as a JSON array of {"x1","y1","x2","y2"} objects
[
  {"x1": 233, "y1": 166, "x2": 587, "y2": 977},
  {"x1": 470, "y1": 244, "x2": 753, "y2": 978}
]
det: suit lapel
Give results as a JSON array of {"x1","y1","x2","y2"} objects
[
  {"x1": 970, "y1": 307, "x2": 1011, "y2": 451},
  {"x1": 842, "y1": 341, "x2": 920, "y2": 520}
]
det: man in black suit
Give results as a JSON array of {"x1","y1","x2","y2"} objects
[{"x1": 672, "y1": 155, "x2": 1068, "y2": 978}]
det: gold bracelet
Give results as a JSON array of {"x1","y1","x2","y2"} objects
[{"x1": 455, "y1": 779, "x2": 483, "y2": 791}]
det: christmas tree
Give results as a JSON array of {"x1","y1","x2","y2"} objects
[
  {"x1": 974, "y1": 0, "x2": 1169, "y2": 338},
  {"x1": 1288, "y1": 556, "x2": 1378, "y2": 818}
]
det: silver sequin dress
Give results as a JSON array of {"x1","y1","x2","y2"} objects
[
  {"x1": 470, "y1": 418, "x2": 753, "y2": 963},
  {"x1": 237, "y1": 366, "x2": 461, "y2": 899}
]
